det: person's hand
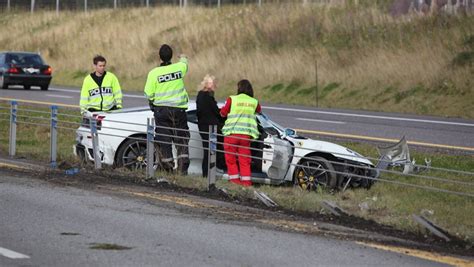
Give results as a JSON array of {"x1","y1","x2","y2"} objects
[
  {"x1": 148, "y1": 100, "x2": 155, "y2": 112},
  {"x1": 83, "y1": 111, "x2": 93, "y2": 118}
]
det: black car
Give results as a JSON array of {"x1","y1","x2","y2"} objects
[{"x1": 0, "y1": 51, "x2": 52, "y2": 90}]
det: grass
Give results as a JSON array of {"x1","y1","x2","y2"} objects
[
  {"x1": 0, "y1": 4, "x2": 473, "y2": 118},
  {"x1": 0, "y1": 102, "x2": 473, "y2": 244},
  {"x1": 0, "y1": 102, "x2": 81, "y2": 164}
]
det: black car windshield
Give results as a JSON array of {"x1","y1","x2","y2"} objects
[{"x1": 6, "y1": 54, "x2": 44, "y2": 65}]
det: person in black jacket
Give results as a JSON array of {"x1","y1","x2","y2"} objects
[{"x1": 196, "y1": 74, "x2": 225, "y2": 177}]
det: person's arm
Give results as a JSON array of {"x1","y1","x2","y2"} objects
[
  {"x1": 144, "y1": 71, "x2": 155, "y2": 110},
  {"x1": 79, "y1": 77, "x2": 89, "y2": 114},
  {"x1": 112, "y1": 74, "x2": 123, "y2": 109},
  {"x1": 220, "y1": 97, "x2": 232, "y2": 117},
  {"x1": 211, "y1": 95, "x2": 221, "y2": 119},
  {"x1": 179, "y1": 54, "x2": 188, "y2": 75}
]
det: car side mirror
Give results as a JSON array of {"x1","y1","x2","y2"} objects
[{"x1": 284, "y1": 128, "x2": 296, "y2": 137}]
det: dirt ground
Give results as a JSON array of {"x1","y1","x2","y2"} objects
[{"x1": 1, "y1": 161, "x2": 472, "y2": 258}]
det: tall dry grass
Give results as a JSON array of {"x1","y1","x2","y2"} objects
[{"x1": 0, "y1": 3, "x2": 473, "y2": 117}]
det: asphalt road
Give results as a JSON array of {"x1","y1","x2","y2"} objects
[
  {"x1": 0, "y1": 171, "x2": 451, "y2": 267},
  {"x1": 1, "y1": 85, "x2": 473, "y2": 153}
]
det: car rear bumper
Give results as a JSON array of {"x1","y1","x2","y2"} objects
[{"x1": 4, "y1": 74, "x2": 52, "y2": 86}]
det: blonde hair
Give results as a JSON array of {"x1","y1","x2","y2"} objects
[{"x1": 199, "y1": 74, "x2": 216, "y2": 92}]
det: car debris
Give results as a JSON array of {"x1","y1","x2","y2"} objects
[
  {"x1": 254, "y1": 191, "x2": 278, "y2": 207},
  {"x1": 376, "y1": 136, "x2": 431, "y2": 175},
  {"x1": 321, "y1": 200, "x2": 347, "y2": 216},
  {"x1": 412, "y1": 214, "x2": 451, "y2": 242}
]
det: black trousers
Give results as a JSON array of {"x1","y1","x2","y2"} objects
[
  {"x1": 198, "y1": 123, "x2": 226, "y2": 177},
  {"x1": 153, "y1": 107, "x2": 190, "y2": 175}
]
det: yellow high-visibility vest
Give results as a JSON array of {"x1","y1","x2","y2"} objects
[
  {"x1": 144, "y1": 57, "x2": 189, "y2": 109},
  {"x1": 80, "y1": 72, "x2": 122, "y2": 113},
  {"x1": 222, "y1": 94, "x2": 259, "y2": 139}
]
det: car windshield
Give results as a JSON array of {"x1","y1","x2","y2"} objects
[
  {"x1": 257, "y1": 113, "x2": 284, "y2": 136},
  {"x1": 6, "y1": 54, "x2": 44, "y2": 65}
]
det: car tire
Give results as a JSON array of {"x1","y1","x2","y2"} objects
[
  {"x1": 40, "y1": 85, "x2": 49, "y2": 91},
  {"x1": 115, "y1": 138, "x2": 150, "y2": 171},
  {"x1": 24, "y1": 85, "x2": 31, "y2": 90},
  {"x1": 294, "y1": 156, "x2": 337, "y2": 191},
  {"x1": 0, "y1": 75, "x2": 7, "y2": 89}
]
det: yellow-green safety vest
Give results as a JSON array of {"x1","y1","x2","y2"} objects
[
  {"x1": 80, "y1": 72, "x2": 122, "y2": 113},
  {"x1": 222, "y1": 94, "x2": 259, "y2": 139},
  {"x1": 144, "y1": 57, "x2": 189, "y2": 109}
]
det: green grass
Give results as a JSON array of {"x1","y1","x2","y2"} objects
[{"x1": 0, "y1": 103, "x2": 80, "y2": 164}]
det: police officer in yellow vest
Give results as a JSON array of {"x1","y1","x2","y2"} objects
[
  {"x1": 144, "y1": 44, "x2": 190, "y2": 174},
  {"x1": 80, "y1": 55, "x2": 123, "y2": 114}
]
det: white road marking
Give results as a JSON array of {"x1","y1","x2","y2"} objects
[
  {"x1": 263, "y1": 106, "x2": 474, "y2": 127},
  {"x1": 46, "y1": 94, "x2": 72, "y2": 99},
  {"x1": 0, "y1": 247, "x2": 30, "y2": 259},
  {"x1": 296, "y1": 118, "x2": 346, "y2": 124}
]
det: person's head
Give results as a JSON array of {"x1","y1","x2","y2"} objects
[
  {"x1": 237, "y1": 79, "x2": 253, "y2": 97},
  {"x1": 159, "y1": 44, "x2": 173, "y2": 63},
  {"x1": 93, "y1": 55, "x2": 106, "y2": 75},
  {"x1": 200, "y1": 74, "x2": 216, "y2": 92}
]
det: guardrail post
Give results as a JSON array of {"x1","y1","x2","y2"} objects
[
  {"x1": 89, "y1": 116, "x2": 102, "y2": 169},
  {"x1": 146, "y1": 118, "x2": 155, "y2": 179},
  {"x1": 50, "y1": 105, "x2": 58, "y2": 169},
  {"x1": 207, "y1": 125, "x2": 217, "y2": 190},
  {"x1": 9, "y1": 101, "x2": 17, "y2": 157}
]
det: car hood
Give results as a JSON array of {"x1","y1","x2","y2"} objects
[{"x1": 287, "y1": 136, "x2": 374, "y2": 166}]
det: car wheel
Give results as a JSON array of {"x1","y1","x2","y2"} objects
[
  {"x1": 40, "y1": 85, "x2": 49, "y2": 91},
  {"x1": 115, "y1": 138, "x2": 151, "y2": 171},
  {"x1": 24, "y1": 85, "x2": 31, "y2": 90},
  {"x1": 0, "y1": 75, "x2": 7, "y2": 89},
  {"x1": 294, "y1": 156, "x2": 337, "y2": 191}
]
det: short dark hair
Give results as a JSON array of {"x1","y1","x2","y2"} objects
[
  {"x1": 237, "y1": 79, "x2": 254, "y2": 97},
  {"x1": 159, "y1": 44, "x2": 173, "y2": 62},
  {"x1": 93, "y1": 55, "x2": 106, "y2": 65}
]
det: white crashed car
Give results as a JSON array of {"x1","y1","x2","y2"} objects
[{"x1": 74, "y1": 102, "x2": 378, "y2": 190}]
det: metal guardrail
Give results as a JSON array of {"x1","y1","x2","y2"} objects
[{"x1": 3, "y1": 100, "x2": 474, "y2": 197}]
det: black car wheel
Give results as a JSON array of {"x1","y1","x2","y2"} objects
[
  {"x1": 41, "y1": 85, "x2": 49, "y2": 91},
  {"x1": 294, "y1": 156, "x2": 337, "y2": 191},
  {"x1": 0, "y1": 75, "x2": 7, "y2": 89},
  {"x1": 116, "y1": 138, "x2": 152, "y2": 171},
  {"x1": 24, "y1": 85, "x2": 30, "y2": 90}
]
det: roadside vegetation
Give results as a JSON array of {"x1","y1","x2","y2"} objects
[
  {"x1": 0, "y1": 3, "x2": 473, "y2": 118},
  {"x1": 0, "y1": 102, "x2": 472, "y2": 245}
]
